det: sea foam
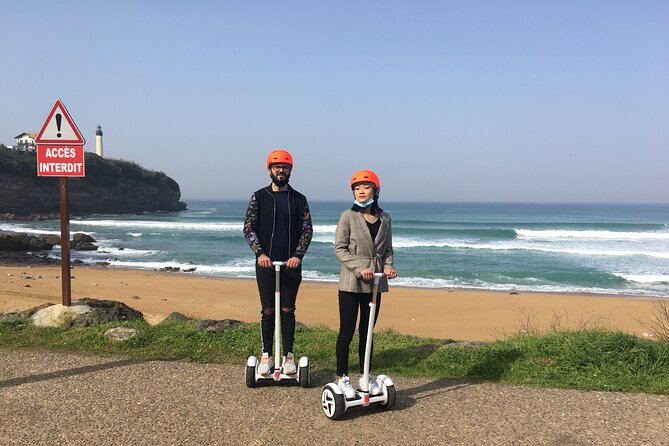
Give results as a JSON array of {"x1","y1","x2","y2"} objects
[{"x1": 517, "y1": 229, "x2": 669, "y2": 240}]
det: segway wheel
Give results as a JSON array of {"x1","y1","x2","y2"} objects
[
  {"x1": 379, "y1": 384, "x2": 396, "y2": 410},
  {"x1": 299, "y1": 363, "x2": 310, "y2": 388},
  {"x1": 321, "y1": 385, "x2": 345, "y2": 420},
  {"x1": 245, "y1": 364, "x2": 256, "y2": 388}
]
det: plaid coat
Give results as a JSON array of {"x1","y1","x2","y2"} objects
[{"x1": 334, "y1": 209, "x2": 394, "y2": 293}]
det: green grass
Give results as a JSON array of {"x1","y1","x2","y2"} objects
[{"x1": 1, "y1": 320, "x2": 667, "y2": 394}]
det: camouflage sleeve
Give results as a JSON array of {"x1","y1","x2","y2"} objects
[
  {"x1": 294, "y1": 199, "x2": 313, "y2": 259},
  {"x1": 243, "y1": 193, "x2": 265, "y2": 257}
]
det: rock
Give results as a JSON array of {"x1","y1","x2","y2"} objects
[
  {"x1": 71, "y1": 233, "x2": 98, "y2": 251},
  {"x1": 194, "y1": 319, "x2": 243, "y2": 332},
  {"x1": 0, "y1": 312, "x2": 22, "y2": 322},
  {"x1": 1, "y1": 303, "x2": 55, "y2": 322},
  {"x1": 160, "y1": 312, "x2": 193, "y2": 323},
  {"x1": 0, "y1": 213, "x2": 58, "y2": 222},
  {"x1": 30, "y1": 298, "x2": 144, "y2": 328},
  {"x1": 96, "y1": 261, "x2": 110, "y2": 267},
  {"x1": 72, "y1": 243, "x2": 98, "y2": 251},
  {"x1": 159, "y1": 266, "x2": 180, "y2": 272},
  {"x1": 72, "y1": 233, "x2": 96, "y2": 244},
  {"x1": 21, "y1": 303, "x2": 53, "y2": 319},
  {"x1": 183, "y1": 267, "x2": 196, "y2": 273},
  {"x1": 31, "y1": 303, "x2": 92, "y2": 328},
  {"x1": 104, "y1": 327, "x2": 139, "y2": 341},
  {"x1": 70, "y1": 298, "x2": 145, "y2": 327},
  {"x1": 43, "y1": 235, "x2": 61, "y2": 246},
  {"x1": 0, "y1": 233, "x2": 59, "y2": 251},
  {"x1": 0, "y1": 251, "x2": 58, "y2": 265}
]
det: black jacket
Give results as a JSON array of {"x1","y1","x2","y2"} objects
[{"x1": 243, "y1": 185, "x2": 313, "y2": 260}]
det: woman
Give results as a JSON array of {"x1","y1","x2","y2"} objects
[{"x1": 334, "y1": 169, "x2": 397, "y2": 398}]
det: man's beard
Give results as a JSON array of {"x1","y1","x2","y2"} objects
[{"x1": 270, "y1": 172, "x2": 290, "y2": 187}]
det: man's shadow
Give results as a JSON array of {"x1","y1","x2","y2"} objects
[{"x1": 0, "y1": 358, "x2": 142, "y2": 389}]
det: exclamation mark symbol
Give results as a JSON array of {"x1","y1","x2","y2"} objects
[{"x1": 56, "y1": 113, "x2": 62, "y2": 138}]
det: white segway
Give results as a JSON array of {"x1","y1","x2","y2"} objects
[
  {"x1": 246, "y1": 261, "x2": 310, "y2": 388},
  {"x1": 321, "y1": 273, "x2": 396, "y2": 419}
]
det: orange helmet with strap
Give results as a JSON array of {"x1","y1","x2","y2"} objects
[
  {"x1": 266, "y1": 150, "x2": 293, "y2": 168},
  {"x1": 350, "y1": 169, "x2": 380, "y2": 189}
]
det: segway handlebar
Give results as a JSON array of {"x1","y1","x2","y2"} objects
[{"x1": 370, "y1": 273, "x2": 384, "y2": 304}]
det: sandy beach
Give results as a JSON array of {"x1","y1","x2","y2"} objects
[{"x1": 0, "y1": 265, "x2": 663, "y2": 341}]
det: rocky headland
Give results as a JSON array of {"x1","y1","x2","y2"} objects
[{"x1": 0, "y1": 145, "x2": 187, "y2": 219}]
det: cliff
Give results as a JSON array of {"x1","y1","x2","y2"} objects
[{"x1": 0, "y1": 146, "x2": 187, "y2": 218}]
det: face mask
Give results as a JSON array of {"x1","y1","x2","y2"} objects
[{"x1": 353, "y1": 198, "x2": 374, "y2": 208}]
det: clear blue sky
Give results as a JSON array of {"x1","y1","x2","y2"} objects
[{"x1": 2, "y1": 1, "x2": 667, "y2": 203}]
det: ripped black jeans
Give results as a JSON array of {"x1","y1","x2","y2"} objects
[{"x1": 256, "y1": 264, "x2": 302, "y2": 354}]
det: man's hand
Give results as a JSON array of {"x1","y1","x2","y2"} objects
[
  {"x1": 257, "y1": 254, "x2": 272, "y2": 268},
  {"x1": 286, "y1": 257, "x2": 301, "y2": 268}
]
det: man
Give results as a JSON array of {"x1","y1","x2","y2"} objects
[{"x1": 243, "y1": 149, "x2": 313, "y2": 375}]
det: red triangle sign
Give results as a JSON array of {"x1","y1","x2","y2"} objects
[{"x1": 35, "y1": 99, "x2": 86, "y2": 145}]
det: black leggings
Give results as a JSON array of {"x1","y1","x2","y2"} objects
[
  {"x1": 336, "y1": 290, "x2": 382, "y2": 376},
  {"x1": 256, "y1": 264, "x2": 302, "y2": 354}
]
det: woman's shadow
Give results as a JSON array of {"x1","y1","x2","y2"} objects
[{"x1": 369, "y1": 341, "x2": 524, "y2": 412}]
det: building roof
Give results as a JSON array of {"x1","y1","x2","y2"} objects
[{"x1": 14, "y1": 132, "x2": 37, "y2": 139}]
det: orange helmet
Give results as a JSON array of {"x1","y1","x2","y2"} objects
[
  {"x1": 350, "y1": 169, "x2": 380, "y2": 189},
  {"x1": 266, "y1": 150, "x2": 293, "y2": 168}
]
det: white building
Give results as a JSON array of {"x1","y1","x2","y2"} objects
[{"x1": 14, "y1": 132, "x2": 37, "y2": 152}]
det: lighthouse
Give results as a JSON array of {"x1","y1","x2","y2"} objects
[{"x1": 95, "y1": 125, "x2": 103, "y2": 157}]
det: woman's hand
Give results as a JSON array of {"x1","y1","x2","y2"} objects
[
  {"x1": 359, "y1": 268, "x2": 374, "y2": 281},
  {"x1": 384, "y1": 267, "x2": 397, "y2": 279}
]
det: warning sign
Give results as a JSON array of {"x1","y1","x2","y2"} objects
[
  {"x1": 35, "y1": 99, "x2": 86, "y2": 177},
  {"x1": 37, "y1": 145, "x2": 85, "y2": 177},
  {"x1": 35, "y1": 99, "x2": 86, "y2": 145}
]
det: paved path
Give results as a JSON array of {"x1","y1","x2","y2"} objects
[{"x1": 1, "y1": 351, "x2": 667, "y2": 445}]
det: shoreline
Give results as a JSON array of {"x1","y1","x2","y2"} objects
[{"x1": 1, "y1": 263, "x2": 664, "y2": 341}]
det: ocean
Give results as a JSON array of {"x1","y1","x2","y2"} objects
[{"x1": 2, "y1": 200, "x2": 668, "y2": 298}]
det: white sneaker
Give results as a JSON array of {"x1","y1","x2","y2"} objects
[
  {"x1": 282, "y1": 352, "x2": 297, "y2": 375},
  {"x1": 337, "y1": 376, "x2": 356, "y2": 399},
  {"x1": 258, "y1": 353, "x2": 273, "y2": 375},
  {"x1": 359, "y1": 375, "x2": 382, "y2": 396}
]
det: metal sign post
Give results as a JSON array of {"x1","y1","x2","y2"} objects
[
  {"x1": 59, "y1": 178, "x2": 72, "y2": 306},
  {"x1": 35, "y1": 99, "x2": 86, "y2": 307}
]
